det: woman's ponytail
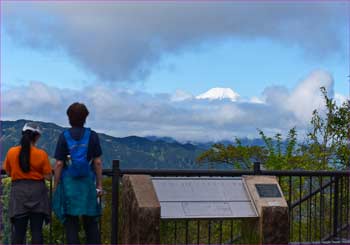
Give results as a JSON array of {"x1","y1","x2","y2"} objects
[{"x1": 19, "y1": 130, "x2": 38, "y2": 173}]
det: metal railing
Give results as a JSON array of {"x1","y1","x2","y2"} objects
[
  {"x1": 110, "y1": 160, "x2": 350, "y2": 244},
  {"x1": 1, "y1": 160, "x2": 350, "y2": 244}
]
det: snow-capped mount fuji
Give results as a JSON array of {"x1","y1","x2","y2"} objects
[{"x1": 196, "y1": 87, "x2": 240, "y2": 102}]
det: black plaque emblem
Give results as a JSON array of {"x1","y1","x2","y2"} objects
[{"x1": 255, "y1": 184, "x2": 282, "y2": 198}]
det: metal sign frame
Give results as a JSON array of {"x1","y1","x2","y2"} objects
[
  {"x1": 152, "y1": 177, "x2": 258, "y2": 219},
  {"x1": 255, "y1": 183, "x2": 282, "y2": 198}
]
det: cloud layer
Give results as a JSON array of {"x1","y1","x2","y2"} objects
[
  {"x1": 4, "y1": 2, "x2": 346, "y2": 82},
  {"x1": 2, "y1": 70, "x2": 336, "y2": 142}
]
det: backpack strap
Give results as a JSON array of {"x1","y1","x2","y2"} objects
[
  {"x1": 63, "y1": 129, "x2": 73, "y2": 148},
  {"x1": 63, "y1": 128, "x2": 91, "y2": 149},
  {"x1": 80, "y1": 128, "x2": 91, "y2": 145}
]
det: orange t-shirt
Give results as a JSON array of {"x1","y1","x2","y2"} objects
[{"x1": 3, "y1": 146, "x2": 52, "y2": 181}]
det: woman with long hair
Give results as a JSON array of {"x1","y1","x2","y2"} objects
[{"x1": 2, "y1": 122, "x2": 52, "y2": 244}]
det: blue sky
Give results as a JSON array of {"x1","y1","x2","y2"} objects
[
  {"x1": 1, "y1": 1, "x2": 349, "y2": 141},
  {"x1": 143, "y1": 38, "x2": 347, "y2": 97}
]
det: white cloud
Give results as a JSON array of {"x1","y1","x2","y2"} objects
[
  {"x1": 260, "y1": 70, "x2": 335, "y2": 127},
  {"x1": 3, "y1": 2, "x2": 346, "y2": 82},
  {"x1": 249, "y1": 96, "x2": 265, "y2": 104},
  {"x1": 285, "y1": 70, "x2": 334, "y2": 124},
  {"x1": 335, "y1": 93, "x2": 348, "y2": 105},
  {"x1": 2, "y1": 70, "x2": 344, "y2": 142},
  {"x1": 171, "y1": 90, "x2": 193, "y2": 102}
]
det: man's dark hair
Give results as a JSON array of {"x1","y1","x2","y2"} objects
[{"x1": 67, "y1": 102, "x2": 89, "y2": 127}]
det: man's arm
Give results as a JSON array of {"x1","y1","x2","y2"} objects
[
  {"x1": 93, "y1": 157, "x2": 103, "y2": 194},
  {"x1": 54, "y1": 160, "x2": 64, "y2": 190}
]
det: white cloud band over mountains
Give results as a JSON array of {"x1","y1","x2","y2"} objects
[{"x1": 2, "y1": 70, "x2": 339, "y2": 142}]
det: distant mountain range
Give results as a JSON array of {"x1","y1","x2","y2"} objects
[{"x1": 0, "y1": 120, "x2": 265, "y2": 169}]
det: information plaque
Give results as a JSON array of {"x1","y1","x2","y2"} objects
[
  {"x1": 255, "y1": 184, "x2": 282, "y2": 198},
  {"x1": 152, "y1": 177, "x2": 258, "y2": 219}
]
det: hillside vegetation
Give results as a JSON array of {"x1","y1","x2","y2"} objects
[{"x1": 1, "y1": 120, "x2": 204, "y2": 169}]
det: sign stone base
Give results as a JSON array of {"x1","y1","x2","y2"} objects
[
  {"x1": 243, "y1": 175, "x2": 289, "y2": 244},
  {"x1": 121, "y1": 175, "x2": 160, "y2": 244},
  {"x1": 121, "y1": 175, "x2": 289, "y2": 244}
]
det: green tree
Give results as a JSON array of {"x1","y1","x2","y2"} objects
[
  {"x1": 196, "y1": 139, "x2": 267, "y2": 169},
  {"x1": 302, "y1": 87, "x2": 350, "y2": 170},
  {"x1": 258, "y1": 127, "x2": 309, "y2": 170},
  {"x1": 197, "y1": 87, "x2": 350, "y2": 171}
]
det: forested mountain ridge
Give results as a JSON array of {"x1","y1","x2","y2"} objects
[{"x1": 0, "y1": 120, "x2": 205, "y2": 169}]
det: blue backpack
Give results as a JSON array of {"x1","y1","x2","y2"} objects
[{"x1": 63, "y1": 128, "x2": 91, "y2": 177}]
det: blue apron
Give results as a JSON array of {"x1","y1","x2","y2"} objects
[{"x1": 52, "y1": 171, "x2": 101, "y2": 223}]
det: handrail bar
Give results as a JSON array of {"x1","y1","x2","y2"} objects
[
  {"x1": 2, "y1": 168, "x2": 349, "y2": 177},
  {"x1": 111, "y1": 168, "x2": 350, "y2": 177}
]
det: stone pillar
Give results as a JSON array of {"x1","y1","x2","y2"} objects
[
  {"x1": 121, "y1": 175, "x2": 160, "y2": 244},
  {"x1": 243, "y1": 175, "x2": 289, "y2": 244}
]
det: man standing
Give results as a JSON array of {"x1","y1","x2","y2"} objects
[{"x1": 53, "y1": 102, "x2": 103, "y2": 244}]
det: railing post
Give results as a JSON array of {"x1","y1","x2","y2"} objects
[
  {"x1": 333, "y1": 176, "x2": 339, "y2": 239},
  {"x1": 254, "y1": 162, "x2": 261, "y2": 175},
  {"x1": 111, "y1": 160, "x2": 120, "y2": 244}
]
